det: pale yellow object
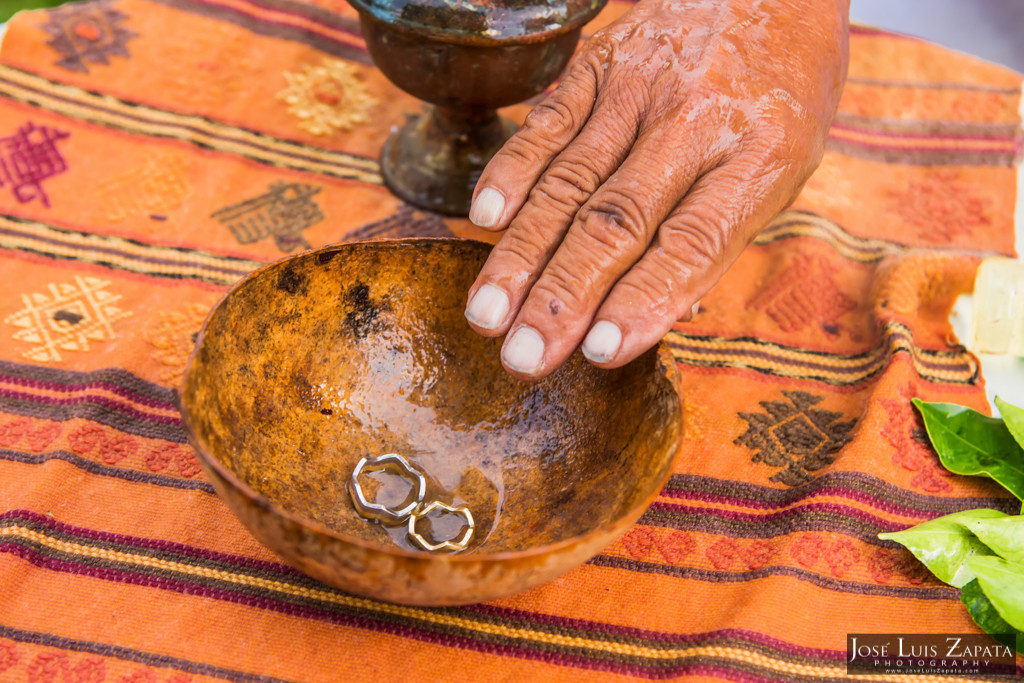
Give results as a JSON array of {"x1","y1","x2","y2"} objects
[{"x1": 972, "y1": 258, "x2": 1024, "y2": 355}]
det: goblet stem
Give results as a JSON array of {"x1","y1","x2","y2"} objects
[{"x1": 381, "y1": 105, "x2": 518, "y2": 216}]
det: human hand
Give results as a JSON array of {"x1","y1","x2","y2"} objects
[{"x1": 463, "y1": 0, "x2": 849, "y2": 379}]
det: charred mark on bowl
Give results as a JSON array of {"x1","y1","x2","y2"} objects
[
  {"x1": 321, "y1": 408, "x2": 333, "y2": 415},
  {"x1": 277, "y1": 264, "x2": 308, "y2": 295},
  {"x1": 316, "y1": 250, "x2": 341, "y2": 265},
  {"x1": 344, "y1": 283, "x2": 390, "y2": 338}
]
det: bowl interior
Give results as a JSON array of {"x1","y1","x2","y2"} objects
[{"x1": 183, "y1": 239, "x2": 680, "y2": 555}]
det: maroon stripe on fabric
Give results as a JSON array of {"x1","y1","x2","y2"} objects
[
  {"x1": 590, "y1": 555, "x2": 957, "y2": 601},
  {"x1": 660, "y1": 486, "x2": 937, "y2": 520},
  {"x1": 1, "y1": 374, "x2": 178, "y2": 412},
  {"x1": 824, "y1": 139, "x2": 1019, "y2": 167},
  {"x1": 460, "y1": 603, "x2": 847, "y2": 660},
  {"x1": 0, "y1": 360, "x2": 175, "y2": 403},
  {"x1": 664, "y1": 472, "x2": 1017, "y2": 515},
  {"x1": 0, "y1": 543, "x2": 762, "y2": 679},
  {"x1": 1, "y1": 450, "x2": 215, "y2": 493},
  {"x1": 144, "y1": 0, "x2": 373, "y2": 66},
  {"x1": 648, "y1": 500, "x2": 901, "y2": 532},
  {"x1": 0, "y1": 624, "x2": 295, "y2": 683},
  {"x1": 0, "y1": 388, "x2": 182, "y2": 426},
  {"x1": 1, "y1": 510, "x2": 304, "y2": 576},
  {"x1": 831, "y1": 122, "x2": 1018, "y2": 144},
  {"x1": 0, "y1": 510, "x2": 847, "y2": 663},
  {"x1": 0, "y1": 219, "x2": 253, "y2": 277},
  {"x1": 829, "y1": 138, "x2": 1016, "y2": 156},
  {"x1": 232, "y1": 0, "x2": 363, "y2": 33}
]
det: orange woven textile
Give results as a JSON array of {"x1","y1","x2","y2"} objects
[{"x1": 0, "y1": 0, "x2": 1022, "y2": 680}]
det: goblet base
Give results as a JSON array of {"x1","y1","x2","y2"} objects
[{"x1": 381, "y1": 105, "x2": 518, "y2": 216}]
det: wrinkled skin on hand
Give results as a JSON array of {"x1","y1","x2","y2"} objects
[{"x1": 463, "y1": 0, "x2": 850, "y2": 379}]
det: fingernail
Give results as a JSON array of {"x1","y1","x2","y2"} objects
[
  {"x1": 691, "y1": 300, "x2": 701, "y2": 318},
  {"x1": 465, "y1": 284, "x2": 510, "y2": 330},
  {"x1": 582, "y1": 320, "x2": 622, "y2": 363},
  {"x1": 469, "y1": 188, "x2": 504, "y2": 228},
  {"x1": 502, "y1": 326, "x2": 544, "y2": 374}
]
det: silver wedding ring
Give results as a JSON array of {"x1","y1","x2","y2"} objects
[
  {"x1": 349, "y1": 453, "x2": 475, "y2": 552},
  {"x1": 348, "y1": 453, "x2": 426, "y2": 525}
]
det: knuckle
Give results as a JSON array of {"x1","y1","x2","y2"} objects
[
  {"x1": 749, "y1": 119, "x2": 794, "y2": 156},
  {"x1": 497, "y1": 134, "x2": 550, "y2": 168},
  {"x1": 570, "y1": 43, "x2": 609, "y2": 83},
  {"x1": 659, "y1": 210, "x2": 729, "y2": 273},
  {"x1": 523, "y1": 98, "x2": 578, "y2": 140},
  {"x1": 577, "y1": 190, "x2": 650, "y2": 250},
  {"x1": 530, "y1": 158, "x2": 601, "y2": 213}
]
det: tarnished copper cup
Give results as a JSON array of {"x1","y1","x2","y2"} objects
[{"x1": 348, "y1": 0, "x2": 608, "y2": 215}]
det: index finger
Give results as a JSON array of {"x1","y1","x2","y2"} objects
[{"x1": 468, "y1": 57, "x2": 600, "y2": 229}]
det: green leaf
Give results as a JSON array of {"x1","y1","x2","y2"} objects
[
  {"x1": 960, "y1": 579, "x2": 1024, "y2": 654},
  {"x1": 968, "y1": 555, "x2": 1024, "y2": 631},
  {"x1": 996, "y1": 396, "x2": 1024, "y2": 452},
  {"x1": 912, "y1": 398, "x2": 1024, "y2": 501},
  {"x1": 965, "y1": 516, "x2": 1024, "y2": 564},
  {"x1": 878, "y1": 509, "x2": 1007, "y2": 587}
]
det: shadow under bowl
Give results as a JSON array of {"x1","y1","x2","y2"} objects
[{"x1": 180, "y1": 238, "x2": 683, "y2": 605}]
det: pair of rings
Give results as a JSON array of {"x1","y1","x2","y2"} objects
[{"x1": 348, "y1": 453, "x2": 475, "y2": 553}]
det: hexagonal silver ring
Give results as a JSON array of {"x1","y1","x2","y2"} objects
[
  {"x1": 348, "y1": 453, "x2": 426, "y2": 525},
  {"x1": 408, "y1": 501, "x2": 474, "y2": 552}
]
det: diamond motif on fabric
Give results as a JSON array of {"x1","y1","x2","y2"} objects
[
  {"x1": 41, "y1": 0, "x2": 138, "y2": 73},
  {"x1": 748, "y1": 253, "x2": 856, "y2": 337},
  {"x1": 734, "y1": 391, "x2": 856, "y2": 486},
  {"x1": 5, "y1": 276, "x2": 133, "y2": 362}
]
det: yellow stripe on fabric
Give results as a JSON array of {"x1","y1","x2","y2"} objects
[
  {"x1": 0, "y1": 231, "x2": 244, "y2": 284},
  {"x1": 1, "y1": 216, "x2": 263, "y2": 272},
  {"x1": 754, "y1": 213, "x2": 908, "y2": 263},
  {"x1": 0, "y1": 216, "x2": 260, "y2": 286},
  {"x1": 668, "y1": 322, "x2": 976, "y2": 385},
  {"x1": 0, "y1": 66, "x2": 383, "y2": 184},
  {"x1": 673, "y1": 336, "x2": 889, "y2": 368},
  {"x1": 0, "y1": 524, "x2": 995, "y2": 682}
]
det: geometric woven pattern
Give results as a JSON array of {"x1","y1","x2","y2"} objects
[
  {"x1": 735, "y1": 391, "x2": 858, "y2": 486},
  {"x1": 0, "y1": 0, "x2": 1022, "y2": 679},
  {"x1": 40, "y1": 0, "x2": 137, "y2": 73},
  {"x1": 4, "y1": 276, "x2": 132, "y2": 362}
]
